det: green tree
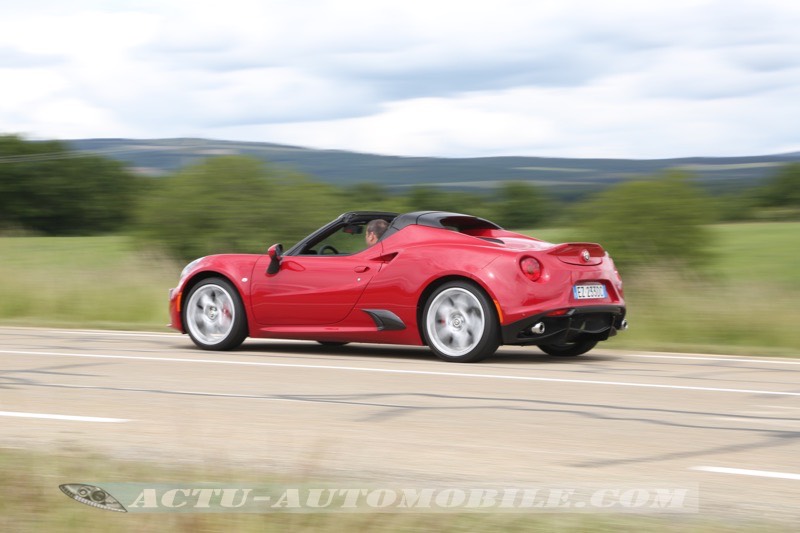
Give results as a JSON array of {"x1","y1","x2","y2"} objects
[
  {"x1": 343, "y1": 183, "x2": 406, "y2": 213},
  {"x1": 713, "y1": 190, "x2": 759, "y2": 222},
  {"x1": 0, "y1": 135, "x2": 137, "y2": 235},
  {"x1": 347, "y1": 183, "x2": 386, "y2": 205},
  {"x1": 270, "y1": 173, "x2": 348, "y2": 247},
  {"x1": 404, "y1": 186, "x2": 491, "y2": 218},
  {"x1": 490, "y1": 181, "x2": 551, "y2": 229},
  {"x1": 135, "y1": 156, "x2": 345, "y2": 261},
  {"x1": 760, "y1": 163, "x2": 800, "y2": 209},
  {"x1": 568, "y1": 172, "x2": 715, "y2": 272}
]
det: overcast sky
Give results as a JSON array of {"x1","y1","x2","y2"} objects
[{"x1": 2, "y1": 0, "x2": 799, "y2": 158}]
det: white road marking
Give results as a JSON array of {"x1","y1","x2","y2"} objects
[
  {"x1": 0, "y1": 411, "x2": 128, "y2": 423},
  {"x1": 617, "y1": 353, "x2": 800, "y2": 366},
  {"x1": 691, "y1": 466, "x2": 800, "y2": 481},
  {"x1": 0, "y1": 327, "x2": 177, "y2": 338},
  {"x1": 2, "y1": 349, "x2": 800, "y2": 397},
  {"x1": 3, "y1": 327, "x2": 799, "y2": 364}
]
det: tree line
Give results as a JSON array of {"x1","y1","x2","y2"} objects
[
  {"x1": 0, "y1": 135, "x2": 140, "y2": 235},
  {"x1": 2, "y1": 134, "x2": 798, "y2": 271}
]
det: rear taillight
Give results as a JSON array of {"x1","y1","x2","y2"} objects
[{"x1": 520, "y1": 257, "x2": 542, "y2": 282}]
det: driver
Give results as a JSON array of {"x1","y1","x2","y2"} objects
[{"x1": 365, "y1": 219, "x2": 389, "y2": 247}]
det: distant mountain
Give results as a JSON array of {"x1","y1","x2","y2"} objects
[{"x1": 68, "y1": 138, "x2": 800, "y2": 197}]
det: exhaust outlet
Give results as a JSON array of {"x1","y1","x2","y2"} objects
[
  {"x1": 621, "y1": 319, "x2": 629, "y2": 331},
  {"x1": 530, "y1": 322, "x2": 546, "y2": 335}
]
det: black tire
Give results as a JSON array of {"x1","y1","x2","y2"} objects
[
  {"x1": 422, "y1": 281, "x2": 500, "y2": 363},
  {"x1": 183, "y1": 277, "x2": 248, "y2": 350},
  {"x1": 539, "y1": 340, "x2": 598, "y2": 357}
]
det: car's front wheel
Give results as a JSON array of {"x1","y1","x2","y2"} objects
[
  {"x1": 422, "y1": 281, "x2": 500, "y2": 363},
  {"x1": 538, "y1": 340, "x2": 598, "y2": 357},
  {"x1": 183, "y1": 278, "x2": 247, "y2": 350}
]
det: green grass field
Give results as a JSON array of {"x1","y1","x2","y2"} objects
[
  {"x1": 706, "y1": 222, "x2": 800, "y2": 285},
  {"x1": 0, "y1": 236, "x2": 179, "y2": 329},
  {"x1": 0, "y1": 222, "x2": 798, "y2": 354}
]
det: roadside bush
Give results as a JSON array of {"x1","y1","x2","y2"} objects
[
  {"x1": 756, "y1": 163, "x2": 800, "y2": 220},
  {"x1": 490, "y1": 181, "x2": 553, "y2": 229},
  {"x1": 339, "y1": 183, "x2": 409, "y2": 215},
  {"x1": 0, "y1": 135, "x2": 138, "y2": 235},
  {"x1": 567, "y1": 172, "x2": 716, "y2": 272},
  {"x1": 135, "y1": 156, "x2": 345, "y2": 262},
  {"x1": 761, "y1": 163, "x2": 800, "y2": 208},
  {"x1": 404, "y1": 186, "x2": 493, "y2": 219}
]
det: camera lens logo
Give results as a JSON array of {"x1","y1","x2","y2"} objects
[{"x1": 59, "y1": 484, "x2": 127, "y2": 513}]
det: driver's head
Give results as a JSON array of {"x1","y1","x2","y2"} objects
[{"x1": 365, "y1": 219, "x2": 389, "y2": 246}]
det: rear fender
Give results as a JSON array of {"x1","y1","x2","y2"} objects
[{"x1": 415, "y1": 274, "x2": 502, "y2": 345}]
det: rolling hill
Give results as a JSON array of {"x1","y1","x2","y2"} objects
[{"x1": 68, "y1": 138, "x2": 800, "y2": 197}]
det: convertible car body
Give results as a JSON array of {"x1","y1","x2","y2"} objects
[{"x1": 168, "y1": 211, "x2": 627, "y2": 362}]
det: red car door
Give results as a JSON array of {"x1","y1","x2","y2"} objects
[{"x1": 250, "y1": 252, "x2": 380, "y2": 326}]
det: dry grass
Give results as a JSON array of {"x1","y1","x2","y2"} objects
[
  {"x1": 610, "y1": 270, "x2": 800, "y2": 356},
  {"x1": 0, "y1": 448, "x2": 778, "y2": 533},
  {"x1": 0, "y1": 236, "x2": 178, "y2": 329}
]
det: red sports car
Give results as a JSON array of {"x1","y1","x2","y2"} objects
[{"x1": 168, "y1": 211, "x2": 627, "y2": 362}]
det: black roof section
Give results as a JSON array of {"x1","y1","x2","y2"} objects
[{"x1": 380, "y1": 211, "x2": 502, "y2": 241}]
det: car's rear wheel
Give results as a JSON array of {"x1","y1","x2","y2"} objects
[
  {"x1": 539, "y1": 340, "x2": 598, "y2": 357},
  {"x1": 422, "y1": 281, "x2": 499, "y2": 363},
  {"x1": 184, "y1": 278, "x2": 247, "y2": 350}
]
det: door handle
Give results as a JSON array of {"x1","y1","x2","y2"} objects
[{"x1": 354, "y1": 266, "x2": 370, "y2": 273}]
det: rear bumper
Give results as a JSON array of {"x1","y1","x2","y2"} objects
[{"x1": 501, "y1": 305, "x2": 626, "y2": 346}]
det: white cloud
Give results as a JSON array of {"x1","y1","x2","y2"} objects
[{"x1": 1, "y1": 0, "x2": 799, "y2": 157}]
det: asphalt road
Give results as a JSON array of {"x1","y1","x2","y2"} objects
[{"x1": 2, "y1": 326, "x2": 799, "y2": 520}]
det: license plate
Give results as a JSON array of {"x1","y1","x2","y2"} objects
[{"x1": 573, "y1": 284, "x2": 606, "y2": 300}]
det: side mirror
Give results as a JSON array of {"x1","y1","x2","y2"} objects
[{"x1": 266, "y1": 243, "x2": 283, "y2": 275}]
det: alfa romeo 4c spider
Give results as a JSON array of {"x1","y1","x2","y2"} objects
[{"x1": 168, "y1": 211, "x2": 627, "y2": 362}]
